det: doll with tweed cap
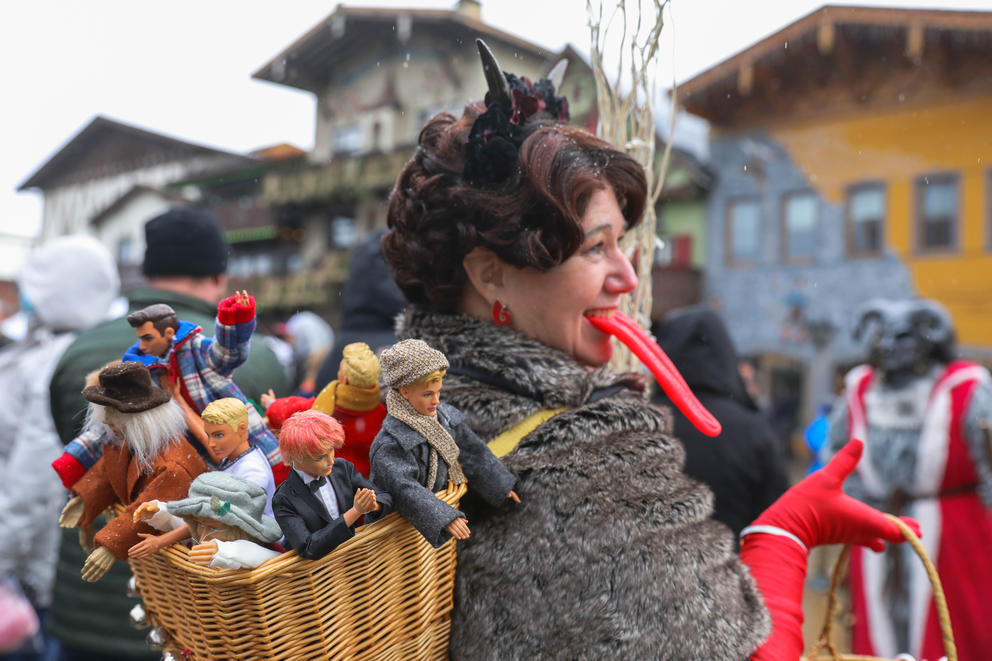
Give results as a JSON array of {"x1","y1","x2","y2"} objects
[{"x1": 368, "y1": 339, "x2": 519, "y2": 547}]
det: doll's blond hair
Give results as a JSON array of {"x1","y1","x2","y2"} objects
[
  {"x1": 201, "y1": 397, "x2": 249, "y2": 428},
  {"x1": 409, "y1": 369, "x2": 446, "y2": 389},
  {"x1": 340, "y1": 342, "x2": 380, "y2": 388}
]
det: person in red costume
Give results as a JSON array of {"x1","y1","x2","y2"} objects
[
  {"x1": 311, "y1": 342, "x2": 386, "y2": 478},
  {"x1": 826, "y1": 299, "x2": 992, "y2": 660},
  {"x1": 371, "y1": 39, "x2": 920, "y2": 660}
]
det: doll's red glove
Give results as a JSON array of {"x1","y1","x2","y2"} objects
[
  {"x1": 741, "y1": 439, "x2": 920, "y2": 661},
  {"x1": 217, "y1": 294, "x2": 256, "y2": 325},
  {"x1": 52, "y1": 453, "x2": 86, "y2": 489}
]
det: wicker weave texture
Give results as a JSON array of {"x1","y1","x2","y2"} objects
[{"x1": 128, "y1": 483, "x2": 466, "y2": 661}]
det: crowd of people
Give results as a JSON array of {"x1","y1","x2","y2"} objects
[{"x1": 1, "y1": 41, "x2": 987, "y2": 661}]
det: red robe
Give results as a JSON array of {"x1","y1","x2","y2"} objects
[{"x1": 846, "y1": 360, "x2": 992, "y2": 660}]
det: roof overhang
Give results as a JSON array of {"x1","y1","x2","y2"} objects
[
  {"x1": 675, "y1": 5, "x2": 992, "y2": 124},
  {"x1": 253, "y1": 5, "x2": 550, "y2": 93}
]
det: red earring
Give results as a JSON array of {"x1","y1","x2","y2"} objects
[{"x1": 492, "y1": 300, "x2": 512, "y2": 326}]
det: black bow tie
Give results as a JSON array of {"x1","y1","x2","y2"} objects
[{"x1": 307, "y1": 476, "x2": 327, "y2": 492}]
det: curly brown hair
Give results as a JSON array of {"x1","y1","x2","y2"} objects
[{"x1": 383, "y1": 102, "x2": 647, "y2": 312}]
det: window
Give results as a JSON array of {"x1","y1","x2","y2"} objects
[
  {"x1": 116, "y1": 237, "x2": 134, "y2": 265},
  {"x1": 332, "y1": 123, "x2": 363, "y2": 156},
  {"x1": 726, "y1": 198, "x2": 760, "y2": 265},
  {"x1": 916, "y1": 174, "x2": 959, "y2": 251},
  {"x1": 781, "y1": 191, "x2": 817, "y2": 262},
  {"x1": 846, "y1": 183, "x2": 885, "y2": 256}
]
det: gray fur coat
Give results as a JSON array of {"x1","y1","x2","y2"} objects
[{"x1": 398, "y1": 309, "x2": 770, "y2": 661}]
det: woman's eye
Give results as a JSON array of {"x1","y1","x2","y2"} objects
[{"x1": 584, "y1": 242, "x2": 605, "y2": 255}]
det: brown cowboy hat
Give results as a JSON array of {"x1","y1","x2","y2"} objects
[{"x1": 82, "y1": 361, "x2": 171, "y2": 413}]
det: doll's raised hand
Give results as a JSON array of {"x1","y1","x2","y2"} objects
[
  {"x1": 59, "y1": 496, "x2": 84, "y2": 529},
  {"x1": 236, "y1": 290, "x2": 251, "y2": 307},
  {"x1": 81, "y1": 547, "x2": 115, "y2": 582},
  {"x1": 445, "y1": 517, "x2": 470, "y2": 540},
  {"x1": 189, "y1": 541, "x2": 219, "y2": 567},
  {"x1": 260, "y1": 388, "x2": 277, "y2": 410},
  {"x1": 132, "y1": 501, "x2": 160, "y2": 524},
  {"x1": 353, "y1": 488, "x2": 379, "y2": 515}
]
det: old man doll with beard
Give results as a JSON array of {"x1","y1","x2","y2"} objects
[
  {"x1": 57, "y1": 361, "x2": 207, "y2": 582},
  {"x1": 825, "y1": 299, "x2": 992, "y2": 661}
]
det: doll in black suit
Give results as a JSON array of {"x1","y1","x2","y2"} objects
[{"x1": 272, "y1": 409, "x2": 392, "y2": 560}]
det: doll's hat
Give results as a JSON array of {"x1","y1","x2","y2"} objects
[
  {"x1": 167, "y1": 472, "x2": 281, "y2": 543},
  {"x1": 82, "y1": 361, "x2": 170, "y2": 413},
  {"x1": 379, "y1": 339, "x2": 449, "y2": 389}
]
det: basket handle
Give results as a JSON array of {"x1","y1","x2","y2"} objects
[{"x1": 804, "y1": 514, "x2": 957, "y2": 661}]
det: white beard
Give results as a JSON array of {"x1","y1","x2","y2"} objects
[{"x1": 88, "y1": 400, "x2": 187, "y2": 469}]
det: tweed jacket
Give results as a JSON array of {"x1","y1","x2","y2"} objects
[
  {"x1": 398, "y1": 308, "x2": 770, "y2": 661},
  {"x1": 62, "y1": 299, "x2": 279, "y2": 476},
  {"x1": 273, "y1": 459, "x2": 392, "y2": 560},
  {"x1": 73, "y1": 436, "x2": 207, "y2": 561},
  {"x1": 369, "y1": 403, "x2": 516, "y2": 548}
]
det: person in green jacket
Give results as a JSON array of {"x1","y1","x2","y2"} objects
[{"x1": 47, "y1": 207, "x2": 289, "y2": 661}]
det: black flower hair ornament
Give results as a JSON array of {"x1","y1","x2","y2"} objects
[{"x1": 463, "y1": 39, "x2": 570, "y2": 185}]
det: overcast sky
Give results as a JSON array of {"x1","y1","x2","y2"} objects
[{"x1": 3, "y1": 0, "x2": 992, "y2": 253}]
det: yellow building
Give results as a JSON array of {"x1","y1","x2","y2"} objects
[{"x1": 678, "y1": 4, "x2": 992, "y2": 419}]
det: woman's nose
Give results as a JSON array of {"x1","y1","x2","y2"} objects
[{"x1": 605, "y1": 249, "x2": 639, "y2": 294}]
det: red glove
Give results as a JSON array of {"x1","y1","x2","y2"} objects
[
  {"x1": 217, "y1": 294, "x2": 256, "y2": 325},
  {"x1": 52, "y1": 453, "x2": 86, "y2": 489},
  {"x1": 741, "y1": 439, "x2": 920, "y2": 661}
]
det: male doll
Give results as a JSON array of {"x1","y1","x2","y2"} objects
[
  {"x1": 52, "y1": 291, "x2": 284, "y2": 488},
  {"x1": 369, "y1": 339, "x2": 518, "y2": 548},
  {"x1": 272, "y1": 410, "x2": 392, "y2": 560}
]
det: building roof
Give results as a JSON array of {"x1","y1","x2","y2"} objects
[
  {"x1": 676, "y1": 5, "x2": 992, "y2": 125},
  {"x1": 18, "y1": 115, "x2": 252, "y2": 191},
  {"x1": 253, "y1": 4, "x2": 551, "y2": 93},
  {"x1": 88, "y1": 184, "x2": 187, "y2": 228}
]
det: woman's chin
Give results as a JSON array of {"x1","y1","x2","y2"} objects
[{"x1": 575, "y1": 339, "x2": 613, "y2": 368}]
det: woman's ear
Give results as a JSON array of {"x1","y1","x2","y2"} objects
[{"x1": 461, "y1": 247, "x2": 505, "y2": 303}]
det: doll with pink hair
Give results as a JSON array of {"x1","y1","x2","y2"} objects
[{"x1": 271, "y1": 410, "x2": 392, "y2": 560}]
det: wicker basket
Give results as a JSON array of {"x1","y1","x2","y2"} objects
[
  {"x1": 126, "y1": 482, "x2": 467, "y2": 661},
  {"x1": 803, "y1": 515, "x2": 957, "y2": 661}
]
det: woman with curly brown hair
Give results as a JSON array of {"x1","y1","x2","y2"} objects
[{"x1": 380, "y1": 41, "x2": 916, "y2": 661}]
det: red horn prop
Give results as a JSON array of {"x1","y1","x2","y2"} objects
[{"x1": 586, "y1": 311, "x2": 722, "y2": 437}]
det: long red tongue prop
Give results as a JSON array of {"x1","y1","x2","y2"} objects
[{"x1": 586, "y1": 311, "x2": 722, "y2": 437}]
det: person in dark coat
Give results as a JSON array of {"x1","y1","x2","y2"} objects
[
  {"x1": 652, "y1": 305, "x2": 789, "y2": 537},
  {"x1": 314, "y1": 229, "x2": 405, "y2": 392}
]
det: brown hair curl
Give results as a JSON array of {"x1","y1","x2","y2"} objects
[{"x1": 383, "y1": 103, "x2": 647, "y2": 312}]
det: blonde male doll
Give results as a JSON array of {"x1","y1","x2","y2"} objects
[
  {"x1": 369, "y1": 339, "x2": 519, "y2": 548},
  {"x1": 130, "y1": 397, "x2": 276, "y2": 558}
]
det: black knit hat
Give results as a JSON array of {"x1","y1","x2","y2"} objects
[{"x1": 142, "y1": 206, "x2": 229, "y2": 277}]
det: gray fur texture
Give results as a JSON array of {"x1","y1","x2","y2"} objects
[{"x1": 399, "y1": 308, "x2": 771, "y2": 660}]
